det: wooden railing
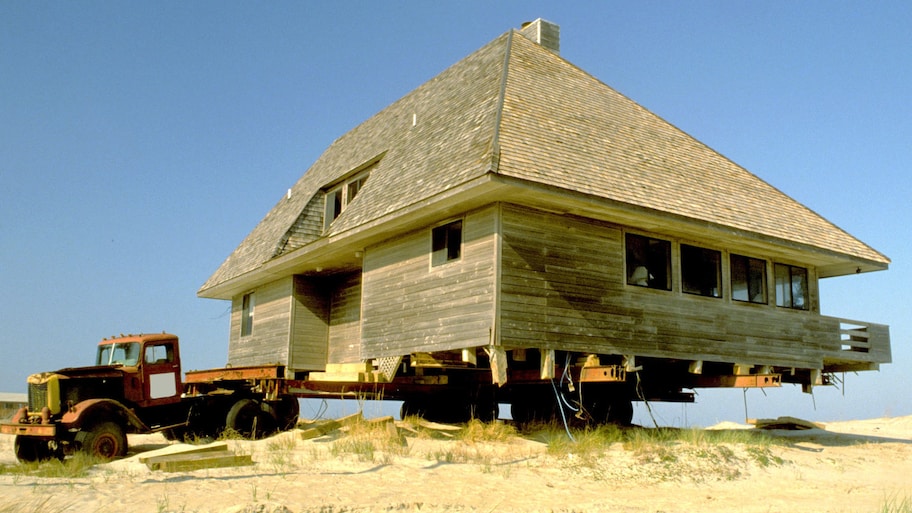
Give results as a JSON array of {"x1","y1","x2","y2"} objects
[{"x1": 824, "y1": 317, "x2": 891, "y2": 371}]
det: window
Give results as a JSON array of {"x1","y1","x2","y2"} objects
[
  {"x1": 731, "y1": 254, "x2": 767, "y2": 304},
  {"x1": 347, "y1": 174, "x2": 367, "y2": 202},
  {"x1": 97, "y1": 342, "x2": 140, "y2": 366},
  {"x1": 324, "y1": 188, "x2": 343, "y2": 227},
  {"x1": 241, "y1": 292, "x2": 255, "y2": 337},
  {"x1": 144, "y1": 344, "x2": 174, "y2": 365},
  {"x1": 432, "y1": 220, "x2": 462, "y2": 266},
  {"x1": 681, "y1": 244, "x2": 722, "y2": 298},
  {"x1": 775, "y1": 263, "x2": 808, "y2": 310},
  {"x1": 625, "y1": 233, "x2": 671, "y2": 290},
  {"x1": 323, "y1": 172, "x2": 369, "y2": 230}
]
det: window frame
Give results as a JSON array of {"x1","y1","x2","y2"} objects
[
  {"x1": 774, "y1": 263, "x2": 809, "y2": 310},
  {"x1": 323, "y1": 171, "x2": 370, "y2": 231},
  {"x1": 680, "y1": 243, "x2": 723, "y2": 298},
  {"x1": 625, "y1": 232, "x2": 672, "y2": 291},
  {"x1": 431, "y1": 219, "x2": 463, "y2": 267},
  {"x1": 731, "y1": 254, "x2": 768, "y2": 304},
  {"x1": 241, "y1": 292, "x2": 255, "y2": 337}
]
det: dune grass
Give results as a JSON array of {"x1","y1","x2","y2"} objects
[
  {"x1": 880, "y1": 494, "x2": 912, "y2": 513},
  {"x1": 0, "y1": 451, "x2": 101, "y2": 479}
]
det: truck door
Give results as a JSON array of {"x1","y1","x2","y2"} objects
[{"x1": 140, "y1": 342, "x2": 182, "y2": 407}]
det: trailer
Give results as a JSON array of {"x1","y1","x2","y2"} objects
[{"x1": 2, "y1": 329, "x2": 808, "y2": 462}]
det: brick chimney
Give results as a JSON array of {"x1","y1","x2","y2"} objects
[{"x1": 519, "y1": 19, "x2": 560, "y2": 54}]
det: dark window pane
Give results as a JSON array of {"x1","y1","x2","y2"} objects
[
  {"x1": 432, "y1": 220, "x2": 462, "y2": 267},
  {"x1": 625, "y1": 233, "x2": 671, "y2": 291},
  {"x1": 732, "y1": 254, "x2": 767, "y2": 304},
  {"x1": 681, "y1": 244, "x2": 721, "y2": 298}
]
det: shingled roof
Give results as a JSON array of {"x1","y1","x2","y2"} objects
[{"x1": 199, "y1": 21, "x2": 888, "y2": 299}]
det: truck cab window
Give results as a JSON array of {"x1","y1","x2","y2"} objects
[
  {"x1": 97, "y1": 342, "x2": 140, "y2": 366},
  {"x1": 144, "y1": 344, "x2": 173, "y2": 365}
]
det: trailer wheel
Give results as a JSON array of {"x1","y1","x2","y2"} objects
[
  {"x1": 14, "y1": 436, "x2": 51, "y2": 463},
  {"x1": 225, "y1": 399, "x2": 277, "y2": 439},
  {"x1": 587, "y1": 397, "x2": 634, "y2": 426},
  {"x1": 510, "y1": 390, "x2": 559, "y2": 426},
  {"x1": 275, "y1": 394, "x2": 300, "y2": 431},
  {"x1": 78, "y1": 421, "x2": 127, "y2": 460}
]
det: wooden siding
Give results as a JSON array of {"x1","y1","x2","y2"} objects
[
  {"x1": 327, "y1": 272, "x2": 363, "y2": 364},
  {"x1": 498, "y1": 205, "x2": 836, "y2": 370},
  {"x1": 361, "y1": 207, "x2": 498, "y2": 358},
  {"x1": 228, "y1": 278, "x2": 293, "y2": 367},
  {"x1": 289, "y1": 275, "x2": 330, "y2": 371}
]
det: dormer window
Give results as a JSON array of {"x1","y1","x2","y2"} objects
[{"x1": 323, "y1": 172, "x2": 369, "y2": 230}]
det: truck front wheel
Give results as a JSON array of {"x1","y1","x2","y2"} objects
[
  {"x1": 14, "y1": 436, "x2": 52, "y2": 463},
  {"x1": 78, "y1": 421, "x2": 127, "y2": 460}
]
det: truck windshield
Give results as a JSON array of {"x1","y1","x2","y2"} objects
[{"x1": 96, "y1": 342, "x2": 141, "y2": 366}]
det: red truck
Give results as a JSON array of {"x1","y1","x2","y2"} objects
[{"x1": 1, "y1": 333, "x2": 300, "y2": 462}]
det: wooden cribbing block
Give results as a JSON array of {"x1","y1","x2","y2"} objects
[
  {"x1": 139, "y1": 441, "x2": 230, "y2": 464},
  {"x1": 146, "y1": 452, "x2": 253, "y2": 472},
  {"x1": 298, "y1": 412, "x2": 364, "y2": 440}
]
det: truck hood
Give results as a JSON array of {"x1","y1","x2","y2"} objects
[{"x1": 28, "y1": 365, "x2": 127, "y2": 384}]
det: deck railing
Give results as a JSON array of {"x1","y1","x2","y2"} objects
[{"x1": 824, "y1": 317, "x2": 891, "y2": 371}]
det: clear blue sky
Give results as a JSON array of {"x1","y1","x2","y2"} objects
[{"x1": 2, "y1": 2, "x2": 909, "y2": 426}]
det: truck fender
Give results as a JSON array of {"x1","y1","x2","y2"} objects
[{"x1": 60, "y1": 398, "x2": 149, "y2": 433}]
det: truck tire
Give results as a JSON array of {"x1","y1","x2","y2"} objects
[
  {"x1": 78, "y1": 421, "x2": 127, "y2": 460},
  {"x1": 275, "y1": 394, "x2": 300, "y2": 431},
  {"x1": 225, "y1": 399, "x2": 277, "y2": 439},
  {"x1": 14, "y1": 436, "x2": 51, "y2": 463}
]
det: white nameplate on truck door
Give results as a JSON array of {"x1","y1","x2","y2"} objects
[{"x1": 149, "y1": 372, "x2": 177, "y2": 399}]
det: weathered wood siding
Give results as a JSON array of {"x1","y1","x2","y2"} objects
[
  {"x1": 289, "y1": 275, "x2": 330, "y2": 371},
  {"x1": 327, "y1": 272, "x2": 363, "y2": 364},
  {"x1": 361, "y1": 207, "x2": 498, "y2": 358},
  {"x1": 228, "y1": 277, "x2": 293, "y2": 367},
  {"x1": 499, "y1": 205, "x2": 833, "y2": 369}
]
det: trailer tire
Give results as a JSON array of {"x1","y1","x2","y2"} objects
[
  {"x1": 225, "y1": 399, "x2": 277, "y2": 439},
  {"x1": 275, "y1": 394, "x2": 300, "y2": 431},
  {"x1": 78, "y1": 421, "x2": 127, "y2": 460},
  {"x1": 588, "y1": 397, "x2": 634, "y2": 426}
]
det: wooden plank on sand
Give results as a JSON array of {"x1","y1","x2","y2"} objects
[
  {"x1": 146, "y1": 452, "x2": 254, "y2": 472},
  {"x1": 139, "y1": 442, "x2": 230, "y2": 465},
  {"x1": 749, "y1": 416, "x2": 825, "y2": 430},
  {"x1": 299, "y1": 412, "x2": 364, "y2": 440}
]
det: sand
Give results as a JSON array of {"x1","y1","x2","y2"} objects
[{"x1": 2, "y1": 416, "x2": 911, "y2": 513}]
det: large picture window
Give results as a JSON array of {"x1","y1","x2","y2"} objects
[
  {"x1": 432, "y1": 220, "x2": 462, "y2": 267},
  {"x1": 625, "y1": 233, "x2": 671, "y2": 290},
  {"x1": 681, "y1": 244, "x2": 722, "y2": 298},
  {"x1": 731, "y1": 254, "x2": 767, "y2": 304},
  {"x1": 775, "y1": 263, "x2": 808, "y2": 310}
]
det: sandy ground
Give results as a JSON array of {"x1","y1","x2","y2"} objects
[{"x1": 2, "y1": 416, "x2": 911, "y2": 513}]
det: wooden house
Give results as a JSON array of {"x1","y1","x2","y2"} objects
[{"x1": 198, "y1": 20, "x2": 890, "y2": 421}]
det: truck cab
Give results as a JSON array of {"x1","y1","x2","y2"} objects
[{"x1": 96, "y1": 335, "x2": 183, "y2": 408}]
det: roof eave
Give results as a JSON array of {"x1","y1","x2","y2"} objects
[{"x1": 197, "y1": 173, "x2": 509, "y2": 300}]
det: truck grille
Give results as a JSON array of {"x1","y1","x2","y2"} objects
[{"x1": 28, "y1": 382, "x2": 48, "y2": 412}]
